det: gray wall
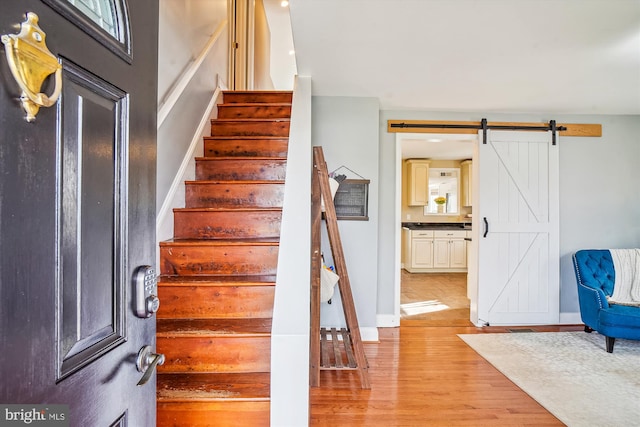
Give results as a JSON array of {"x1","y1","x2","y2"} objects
[
  {"x1": 158, "y1": 0, "x2": 227, "y2": 99},
  {"x1": 311, "y1": 96, "x2": 380, "y2": 335},
  {"x1": 378, "y1": 110, "x2": 640, "y2": 317},
  {"x1": 157, "y1": 0, "x2": 228, "y2": 211}
]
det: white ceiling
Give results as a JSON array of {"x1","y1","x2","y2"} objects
[
  {"x1": 289, "y1": 0, "x2": 640, "y2": 115},
  {"x1": 263, "y1": 0, "x2": 297, "y2": 89},
  {"x1": 400, "y1": 134, "x2": 476, "y2": 159}
]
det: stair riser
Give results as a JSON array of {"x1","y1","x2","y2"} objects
[
  {"x1": 157, "y1": 336, "x2": 271, "y2": 373},
  {"x1": 196, "y1": 159, "x2": 286, "y2": 181},
  {"x1": 210, "y1": 120, "x2": 290, "y2": 137},
  {"x1": 185, "y1": 183, "x2": 284, "y2": 209},
  {"x1": 158, "y1": 402, "x2": 269, "y2": 427},
  {"x1": 204, "y1": 138, "x2": 288, "y2": 158},
  {"x1": 217, "y1": 105, "x2": 291, "y2": 119},
  {"x1": 160, "y1": 245, "x2": 279, "y2": 276},
  {"x1": 223, "y1": 91, "x2": 292, "y2": 104},
  {"x1": 158, "y1": 286, "x2": 275, "y2": 319},
  {"x1": 174, "y1": 211, "x2": 282, "y2": 239}
]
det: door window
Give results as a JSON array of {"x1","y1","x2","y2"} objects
[
  {"x1": 66, "y1": 0, "x2": 118, "y2": 37},
  {"x1": 42, "y1": 0, "x2": 131, "y2": 61}
]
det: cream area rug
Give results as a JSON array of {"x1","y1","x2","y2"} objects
[{"x1": 458, "y1": 332, "x2": 640, "y2": 427}]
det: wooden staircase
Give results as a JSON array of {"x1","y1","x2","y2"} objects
[{"x1": 157, "y1": 91, "x2": 292, "y2": 427}]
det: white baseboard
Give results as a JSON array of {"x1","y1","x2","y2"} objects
[
  {"x1": 360, "y1": 327, "x2": 379, "y2": 343},
  {"x1": 559, "y1": 312, "x2": 582, "y2": 325},
  {"x1": 377, "y1": 314, "x2": 400, "y2": 328}
]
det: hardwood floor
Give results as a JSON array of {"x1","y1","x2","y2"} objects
[{"x1": 310, "y1": 271, "x2": 581, "y2": 426}]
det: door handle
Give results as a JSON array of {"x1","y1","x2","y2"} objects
[
  {"x1": 1, "y1": 12, "x2": 62, "y2": 122},
  {"x1": 483, "y1": 217, "x2": 489, "y2": 238},
  {"x1": 136, "y1": 345, "x2": 165, "y2": 386}
]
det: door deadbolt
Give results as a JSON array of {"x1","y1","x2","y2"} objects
[{"x1": 133, "y1": 265, "x2": 160, "y2": 318}]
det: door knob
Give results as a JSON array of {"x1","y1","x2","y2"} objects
[{"x1": 136, "y1": 345, "x2": 165, "y2": 386}]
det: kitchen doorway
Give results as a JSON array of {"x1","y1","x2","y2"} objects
[{"x1": 394, "y1": 133, "x2": 478, "y2": 327}]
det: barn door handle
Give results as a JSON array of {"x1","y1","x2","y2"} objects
[
  {"x1": 1, "y1": 12, "x2": 62, "y2": 122},
  {"x1": 483, "y1": 217, "x2": 489, "y2": 238},
  {"x1": 136, "y1": 345, "x2": 165, "y2": 386}
]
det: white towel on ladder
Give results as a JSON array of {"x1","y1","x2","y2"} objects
[
  {"x1": 609, "y1": 248, "x2": 640, "y2": 306},
  {"x1": 320, "y1": 267, "x2": 339, "y2": 303}
]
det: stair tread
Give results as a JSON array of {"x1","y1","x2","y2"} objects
[
  {"x1": 157, "y1": 318, "x2": 272, "y2": 336},
  {"x1": 173, "y1": 207, "x2": 282, "y2": 213},
  {"x1": 185, "y1": 180, "x2": 285, "y2": 185},
  {"x1": 223, "y1": 90, "x2": 292, "y2": 94},
  {"x1": 218, "y1": 103, "x2": 291, "y2": 107},
  {"x1": 211, "y1": 118, "x2": 290, "y2": 122},
  {"x1": 157, "y1": 373, "x2": 270, "y2": 401},
  {"x1": 203, "y1": 136, "x2": 289, "y2": 140},
  {"x1": 159, "y1": 275, "x2": 277, "y2": 285},
  {"x1": 160, "y1": 238, "x2": 279, "y2": 246},
  {"x1": 195, "y1": 156, "x2": 287, "y2": 161}
]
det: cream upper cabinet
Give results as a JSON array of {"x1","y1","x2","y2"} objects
[
  {"x1": 460, "y1": 160, "x2": 472, "y2": 207},
  {"x1": 406, "y1": 159, "x2": 430, "y2": 206}
]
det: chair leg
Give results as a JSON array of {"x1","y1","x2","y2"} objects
[
  {"x1": 605, "y1": 336, "x2": 615, "y2": 353},
  {"x1": 584, "y1": 325, "x2": 593, "y2": 333}
]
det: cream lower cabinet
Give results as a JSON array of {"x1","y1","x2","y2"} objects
[
  {"x1": 411, "y1": 230, "x2": 434, "y2": 269},
  {"x1": 404, "y1": 229, "x2": 467, "y2": 273},
  {"x1": 433, "y1": 231, "x2": 467, "y2": 270},
  {"x1": 449, "y1": 238, "x2": 467, "y2": 269},
  {"x1": 433, "y1": 238, "x2": 450, "y2": 269}
]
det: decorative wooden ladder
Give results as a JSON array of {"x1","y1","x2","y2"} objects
[{"x1": 310, "y1": 146, "x2": 370, "y2": 389}]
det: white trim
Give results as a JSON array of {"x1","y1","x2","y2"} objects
[
  {"x1": 155, "y1": 87, "x2": 221, "y2": 233},
  {"x1": 377, "y1": 314, "x2": 400, "y2": 328},
  {"x1": 247, "y1": 0, "x2": 256, "y2": 90},
  {"x1": 393, "y1": 134, "x2": 403, "y2": 323},
  {"x1": 270, "y1": 76, "x2": 311, "y2": 427},
  {"x1": 360, "y1": 327, "x2": 379, "y2": 343},
  {"x1": 559, "y1": 312, "x2": 582, "y2": 325},
  {"x1": 157, "y1": 20, "x2": 228, "y2": 128}
]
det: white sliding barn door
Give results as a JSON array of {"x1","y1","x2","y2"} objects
[{"x1": 476, "y1": 130, "x2": 559, "y2": 326}]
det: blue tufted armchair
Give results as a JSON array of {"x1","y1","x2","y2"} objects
[{"x1": 572, "y1": 249, "x2": 640, "y2": 352}]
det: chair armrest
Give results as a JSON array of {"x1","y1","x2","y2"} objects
[
  {"x1": 573, "y1": 250, "x2": 613, "y2": 328},
  {"x1": 576, "y1": 280, "x2": 609, "y2": 310}
]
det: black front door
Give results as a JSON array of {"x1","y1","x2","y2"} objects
[{"x1": 0, "y1": 1, "x2": 158, "y2": 425}]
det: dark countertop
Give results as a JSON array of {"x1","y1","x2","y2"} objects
[{"x1": 402, "y1": 222, "x2": 471, "y2": 231}]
